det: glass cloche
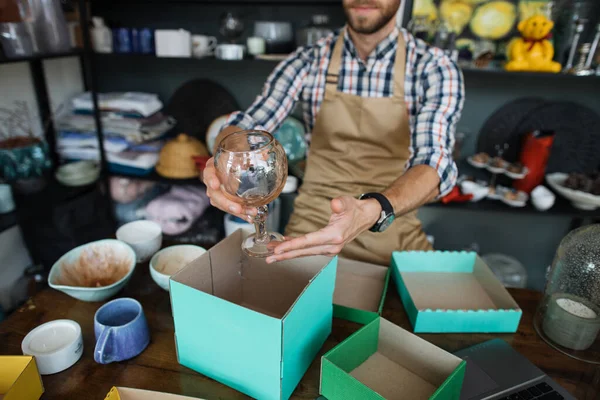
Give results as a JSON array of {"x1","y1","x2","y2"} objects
[{"x1": 534, "y1": 224, "x2": 600, "y2": 363}]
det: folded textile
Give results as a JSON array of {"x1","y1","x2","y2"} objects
[
  {"x1": 59, "y1": 148, "x2": 159, "y2": 169},
  {"x1": 145, "y1": 186, "x2": 209, "y2": 236},
  {"x1": 56, "y1": 115, "x2": 175, "y2": 144},
  {"x1": 58, "y1": 131, "x2": 165, "y2": 153},
  {"x1": 72, "y1": 92, "x2": 163, "y2": 117},
  {"x1": 114, "y1": 184, "x2": 169, "y2": 225}
]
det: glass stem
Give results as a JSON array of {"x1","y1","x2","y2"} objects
[{"x1": 253, "y1": 205, "x2": 269, "y2": 244}]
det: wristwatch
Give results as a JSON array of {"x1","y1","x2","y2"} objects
[{"x1": 358, "y1": 193, "x2": 395, "y2": 233}]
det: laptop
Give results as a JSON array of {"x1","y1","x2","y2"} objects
[{"x1": 454, "y1": 339, "x2": 575, "y2": 400}]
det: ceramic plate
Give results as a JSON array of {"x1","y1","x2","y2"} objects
[
  {"x1": 467, "y1": 156, "x2": 488, "y2": 169},
  {"x1": 274, "y1": 117, "x2": 307, "y2": 163},
  {"x1": 206, "y1": 114, "x2": 230, "y2": 155},
  {"x1": 546, "y1": 173, "x2": 600, "y2": 210},
  {"x1": 505, "y1": 166, "x2": 529, "y2": 180}
]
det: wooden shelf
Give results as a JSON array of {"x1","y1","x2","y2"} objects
[
  {"x1": 93, "y1": 53, "x2": 600, "y2": 80},
  {"x1": 461, "y1": 65, "x2": 600, "y2": 80},
  {"x1": 0, "y1": 49, "x2": 83, "y2": 65}
]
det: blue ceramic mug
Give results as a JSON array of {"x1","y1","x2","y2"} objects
[{"x1": 94, "y1": 298, "x2": 150, "y2": 364}]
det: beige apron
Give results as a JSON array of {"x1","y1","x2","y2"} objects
[{"x1": 285, "y1": 28, "x2": 432, "y2": 266}]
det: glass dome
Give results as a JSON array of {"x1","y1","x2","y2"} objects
[{"x1": 534, "y1": 224, "x2": 600, "y2": 363}]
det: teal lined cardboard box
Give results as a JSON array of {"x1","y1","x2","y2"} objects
[
  {"x1": 170, "y1": 230, "x2": 337, "y2": 400},
  {"x1": 392, "y1": 251, "x2": 522, "y2": 333},
  {"x1": 320, "y1": 317, "x2": 466, "y2": 400},
  {"x1": 333, "y1": 258, "x2": 391, "y2": 325}
]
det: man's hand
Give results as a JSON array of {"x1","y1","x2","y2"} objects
[
  {"x1": 267, "y1": 196, "x2": 382, "y2": 263},
  {"x1": 202, "y1": 157, "x2": 257, "y2": 222}
]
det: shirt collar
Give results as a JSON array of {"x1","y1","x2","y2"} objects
[{"x1": 343, "y1": 26, "x2": 399, "y2": 63}]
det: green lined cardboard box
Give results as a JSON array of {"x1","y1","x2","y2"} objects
[
  {"x1": 320, "y1": 317, "x2": 466, "y2": 400},
  {"x1": 333, "y1": 258, "x2": 391, "y2": 325},
  {"x1": 170, "y1": 230, "x2": 337, "y2": 400},
  {"x1": 392, "y1": 251, "x2": 522, "y2": 333}
]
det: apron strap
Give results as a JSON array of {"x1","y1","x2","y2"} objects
[
  {"x1": 325, "y1": 29, "x2": 346, "y2": 98},
  {"x1": 392, "y1": 31, "x2": 406, "y2": 100},
  {"x1": 325, "y1": 27, "x2": 407, "y2": 100}
]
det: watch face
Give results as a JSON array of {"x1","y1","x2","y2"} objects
[{"x1": 379, "y1": 214, "x2": 395, "y2": 232}]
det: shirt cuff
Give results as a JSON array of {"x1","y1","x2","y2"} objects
[{"x1": 410, "y1": 153, "x2": 458, "y2": 198}]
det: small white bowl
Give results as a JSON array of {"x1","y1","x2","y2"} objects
[
  {"x1": 116, "y1": 220, "x2": 162, "y2": 263},
  {"x1": 224, "y1": 214, "x2": 255, "y2": 237},
  {"x1": 149, "y1": 245, "x2": 207, "y2": 291},
  {"x1": 49, "y1": 239, "x2": 136, "y2": 302},
  {"x1": 22, "y1": 319, "x2": 83, "y2": 375},
  {"x1": 531, "y1": 185, "x2": 556, "y2": 211}
]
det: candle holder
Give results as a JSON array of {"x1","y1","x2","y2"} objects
[{"x1": 534, "y1": 224, "x2": 600, "y2": 363}]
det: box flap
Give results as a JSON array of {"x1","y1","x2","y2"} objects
[
  {"x1": 110, "y1": 387, "x2": 205, "y2": 400},
  {"x1": 377, "y1": 318, "x2": 462, "y2": 385},
  {"x1": 334, "y1": 258, "x2": 388, "y2": 313},
  {"x1": 1, "y1": 356, "x2": 44, "y2": 400},
  {"x1": 472, "y1": 256, "x2": 520, "y2": 310},
  {"x1": 0, "y1": 357, "x2": 30, "y2": 393},
  {"x1": 280, "y1": 256, "x2": 337, "y2": 399}
]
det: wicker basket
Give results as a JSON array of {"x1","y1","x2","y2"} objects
[{"x1": 156, "y1": 134, "x2": 208, "y2": 179}]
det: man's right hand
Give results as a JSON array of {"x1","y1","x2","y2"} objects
[{"x1": 202, "y1": 157, "x2": 258, "y2": 222}]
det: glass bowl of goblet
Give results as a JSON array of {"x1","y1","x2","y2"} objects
[{"x1": 214, "y1": 130, "x2": 288, "y2": 257}]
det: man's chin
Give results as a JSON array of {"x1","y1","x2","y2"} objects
[{"x1": 348, "y1": 21, "x2": 384, "y2": 34}]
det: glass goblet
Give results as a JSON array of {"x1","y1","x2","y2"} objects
[{"x1": 215, "y1": 130, "x2": 288, "y2": 257}]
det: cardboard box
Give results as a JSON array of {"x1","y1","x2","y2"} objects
[
  {"x1": 0, "y1": 356, "x2": 44, "y2": 400},
  {"x1": 333, "y1": 258, "x2": 390, "y2": 325},
  {"x1": 392, "y1": 251, "x2": 522, "y2": 333},
  {"x1": 320, "y1": 317, "x2": 466, "y2": 400},
  {"x1": 170, "y1": 230, "x2": 337, "y2": 400},
  {"x1": 104, "y1": 387, "x2": 204, "y2": 400}
]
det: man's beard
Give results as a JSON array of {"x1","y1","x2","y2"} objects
[{"x1": 344, "y1": 0, "x2": 401, "y2": 34}]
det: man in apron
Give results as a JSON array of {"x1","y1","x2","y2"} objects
[{"x1": 204, "y1": 0, "x2": 464, "y2": 266}]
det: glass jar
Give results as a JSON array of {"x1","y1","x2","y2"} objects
[
  {"x1": 534, "y1": 224, "x2": 600, "y2": 363},
  {"x1": 297, "y1": 15, "x2": 333, "y2": 48}
]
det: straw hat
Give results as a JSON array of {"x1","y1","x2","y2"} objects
[{"x1": 156, "y1": 134, "x2": 208, "y2": 179}]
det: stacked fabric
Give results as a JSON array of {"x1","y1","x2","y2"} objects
[{"x1": 56, "y1": 92, "x2": 176, "y2": 175}]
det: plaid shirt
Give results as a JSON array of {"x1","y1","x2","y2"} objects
[{"x1": 224, "y1": 27, "x2": 464, "y2": 196}]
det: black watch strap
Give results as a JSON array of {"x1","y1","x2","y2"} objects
[
  {"x1": 359, "y1": 192, "x2": 395, "y2": 232},
  {"x1": 359, "y1": 192, "x2": 394, "y2": 216}
]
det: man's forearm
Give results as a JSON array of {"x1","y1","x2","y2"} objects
[{"x1": 382, "y1": 165, "x2": 441, "y2": 217}]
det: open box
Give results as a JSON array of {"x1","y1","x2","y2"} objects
[
  {"x1": 0, "y1": 356, "x2": 44, "y2": 400},
  {"x1": 104, "y1": 387, "x2": 204, "y2": 400},
  {"x1": 392, "y1": 251, "x2": 522, "y2": 333},
  {"x1": 320, "y1": 317, "x2": 465, "y2": 400},
  {"x1": 169, "y1": 230, "x2": 337, "y2": 400},
  {"x1": 333, "y1": 258, "x2": 390, "y2": 325}
]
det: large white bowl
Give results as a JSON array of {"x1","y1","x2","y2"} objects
[
  {"x1": 116, "y1": 220, "x2": 162, "y2": 263},
  {"x1": 546, "y1": 173, "x2": 600, "y2": 210},
  {"x1": 49, "y1": 239, "x2": 136, "y2": 302},
  {"x1": 149, "y1": 245, "x2": 207, "y2": 291}
]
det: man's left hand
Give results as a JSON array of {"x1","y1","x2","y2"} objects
[{"x1": 267, "y1": 196, "x2": 382, "y2": 263}]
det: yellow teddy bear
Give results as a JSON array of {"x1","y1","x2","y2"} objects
[{"x1": 505, "y1": 14, "x2": 561, "y2": 73}]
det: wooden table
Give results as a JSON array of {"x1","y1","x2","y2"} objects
[{"x1": 1, "y1": 263, "x2": 598, "y2": 400}]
